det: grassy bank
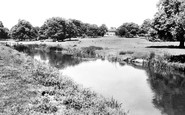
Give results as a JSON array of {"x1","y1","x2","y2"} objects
[{"x1": 0, "y1": 44, "x2": 126, "y2": 115}]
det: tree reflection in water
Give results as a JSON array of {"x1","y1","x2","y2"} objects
[
  {"x1": 28, "y1": 50, "x2": 83, "y2": 69},
  {"x1": 146, "y1": 66, "x2": 185, "y2": 115},
  {"x1": 16, "y1": 45, "x2": 185, "y2": 115}
]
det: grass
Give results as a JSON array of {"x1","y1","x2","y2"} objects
[
  {"x1": 0, "y1": 44, "x2": 126, "y2": 115},
  {"x1": 144, "y1": 52, "x2": 185, "y2": 77},
  {"x1": 119, "y1": 51, "x2": 134, "y2": 55},
  {"x1": 12, "y1": 43, "x2": 104, "y2": 59}
]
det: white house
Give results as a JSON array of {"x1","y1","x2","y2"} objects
[{"x1": 105, "y1": 27, "x2": 116, "y2": 36}]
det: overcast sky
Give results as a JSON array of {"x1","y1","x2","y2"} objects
[{"x1": 1, "y1": 0, "x2": 159, "y2": 29}]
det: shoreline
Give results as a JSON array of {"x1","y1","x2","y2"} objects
[{"x1": 0, "y1": 44, "x2": 126, "y2": 115}]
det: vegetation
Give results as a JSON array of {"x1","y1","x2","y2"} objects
[
  {"x1": 2, "y1": 0, "x2": 185, "y2": 114},
  {"x1": 0, "y1": 21, "x2": 9, "y2": 40},
  {"x1": 116, "y1": 22, "x2": 140, "y2": 38},
  {"x1": 146, "y1": 60, "x2": 185, "y2": 115},
  {"x1": 37, "y1": 17, "x2": 108, "y2": 41},
  {"x1": 10, "y1": 20, "x2": 38, "y2": 41},
  {"x1": 39, "y1": 17, "x2": 72, "y2": 41},
  {"x1": 139, "y1": 19, "x2": 152, "y2": 37},
  {"x1": 0, "y1": 44, "x2": 126, "y2": 115},
  {"x1": 151, "y1": 0, "x2": 185, "y2": 47},
  {"x1": 0, "y1": 17, "x2": 108, "y2": 41}
]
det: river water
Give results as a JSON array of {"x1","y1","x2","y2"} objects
[{"x1": 27, "y1": 49, "x2": 185, "y2": 115}]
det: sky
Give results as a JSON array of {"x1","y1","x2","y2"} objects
[{"x1": 1, "y1": 0, "x2": 159, "y2": 29}]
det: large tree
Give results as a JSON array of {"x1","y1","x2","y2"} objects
[
  {"x1": 0, "y1": 21, "x2": 9, "y2": 39},
  {"x1": 65, "y1": 20, "x2": 77, "y2": 39},
  {"x1": 10, "y1": 20, "x2": 38, "y2": 41},
  {"x1": 140, "y1": 19, "x2": 152, "y2": 36},
  {"x1": 98, "y1": 24, "x2": 108, "y2": 37},
  {"x1": 152, "y1": 0, "x2": 185, "y2": 47},
  {"x1": 70, "y1": 19, "x2": 83, "y2": 37},
  {"x1": 116, "y1": 22, "x2": 140, "y2": 38},
  {"x1": 40, "y1": 17, "x2": 78, "y2": 41}
]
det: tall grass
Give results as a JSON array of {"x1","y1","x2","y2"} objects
[
  {"x1": 0, "y1": 44, "x2": 126, "y2": 115},
  {"x1": 145, "y1": 52, "x2": 185, "y2": 78}
]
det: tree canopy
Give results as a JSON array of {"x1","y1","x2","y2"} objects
[
  {"x1": 0, "y1": 21, "x2": 9, "y2": 39},
  {"x1": 139, "y1": 19, "x2": 152, "y2": 36},
  {"x1": 98, "y1": 24, "x2": 108, "y2": 37},
  {"x1": 152, "y1": 0, "x2": 185, "y2": 47},
  {"x1": 10, "y1": 20, "x2": 38, "y2": 41},
  {"x1": 39, "y1": 17, "x2": 108, "y2": 41},
  {"x1": 116, "y1": 22, "x2": 140, "y2": 38}
]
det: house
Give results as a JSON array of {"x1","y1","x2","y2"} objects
[{"x1": 105, "y1": 27, "x2": 116, "y2": 36}]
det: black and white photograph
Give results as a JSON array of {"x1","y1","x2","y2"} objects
[{"x1": 1, "y1": 0, "x2": 185, "y2": 115}]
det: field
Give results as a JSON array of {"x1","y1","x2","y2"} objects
[
  {"x1": 4, "y1": 36, "x2": 185, "y2": 58},
  {"x1": 1, "y1": 36, "x2": 185, "y2": 114}
]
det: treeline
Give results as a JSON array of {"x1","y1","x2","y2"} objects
[
  {"x1": 2, "y1": 0, "x2": 185, "y2": 47},
  {"x1": 117, "y1": 0, "x2": 185, "y2": 47},
  {"x1": 0, "y1": 17, "x2": 108, "y2": 41}
]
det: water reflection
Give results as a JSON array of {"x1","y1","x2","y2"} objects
[
  {"x1": 62, "y1": 60, "x2": 161, "y2": 115},
  {"x1": 28, "y1": 50, "x2": 82, "y2": 69},
  {"x1": 146, "y1": 67, "x2": 185, "y2": 115},
  {"x1": 19, "y1": 48, "x2": 185, "y2": 115}
]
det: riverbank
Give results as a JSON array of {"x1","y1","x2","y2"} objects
[
  {"x1": 2, "y1": 36, "x2": 185, "y2": 60},
  {"x1": 5, "y1": 36, "x2": 185, "y2": 68},
  {"x1": 0, "y1": 44, "x2": 126, "y2": 115},
  {"x1": 1, "y1": 36, "x2": 185, "y2": 114}
]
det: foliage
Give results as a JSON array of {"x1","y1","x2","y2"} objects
[
  {"x1": 86, "y1": 24, "x2": 100, "y2": 37},
  {"x1": 0, "y1": 21, "x2": 9, "y2": 40},
  {"x1": 152, "y1": 0, "x2": 185, "y2": 47},
  {"x1": 70, "y1": 19, "x2": 84, "y2": 37},
  {"x1": 98, "y1": 24, "x2": 108, "y2": 36},
  {"x1": 0, "y1": 44, "x2": 126, "y2": 115},
  {"x1": 10, "y1": 20, "x2": 38, "y2": 41},
  {"x1": 116, "y1": 22, "x2": 140, "y2": 38},
  {"x1": 39, "y1": 17, "x2": 67, "y2": 41},
  {"x1": 39, "y1": 17, "x2": 108, "y2": 41},
  {"x1": 139, "y1": 19, "x2": 152, "y2": 36}
]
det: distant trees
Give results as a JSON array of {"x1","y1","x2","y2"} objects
[
  {"x1": 39, "y1": 17, "x2": 68, "y2": 41},
  {"x1": 10, "y1": 20, "x2": 38, "y2": 41},
  {"x1": 151, "y1": 0, "x2": 185, "y2": 47},
  {"x1": 139, "y1": 19, "x2": 152, "y2": 36},
  {"x1": 85, "y1": 24, "x2": 99, "y2": 37},
  {"x1": 39, "y1": 17, "x2": 108, "y2": 41},
  {"x1": 70, "y1": 19, "x2": 84, "y2": 37},
  {"x1": 116, "y1": 22, "x2": 140, "y2": 38},
  {"x1": 0, "y1": 21, "x2": 9, "y2": 39},
  {"x1": 98, "y1": 24, "x2": 108, "y2": 37},
  {"x1": 1, "y1": 18, "x2": 108, "y2": 41}
]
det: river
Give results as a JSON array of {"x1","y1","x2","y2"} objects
[{"x1": 23, "y1": 49, "x2": 185, "y2": 115}]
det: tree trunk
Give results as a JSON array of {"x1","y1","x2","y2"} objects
[{"x1": 179, "y1": 40, "x2": 184, "y2": 48}]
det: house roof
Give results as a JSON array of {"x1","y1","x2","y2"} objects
[
  {"x1": 108, "y1": 27, "x2": 116, "y2": 32},
  {"x1": 108, "y1": 29, "x2": 116, "y2": 32}
]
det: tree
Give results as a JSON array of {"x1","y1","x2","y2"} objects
[
  {"x1": 116, "y1": 22, "x2": 140, "y2": 38},
  {"x1": 0, "y1": 21, "x2": 9, "y2": 39},
  {"x1": 70, "y1": 19, "x2": 83, "y2": 37},
  {"x1": 98, "y1": 24, "x2": 108, "y2": 37},
  {"x1": 140, "y1": 19, "x2": 152, "y2": 36},
  {"x1": 10, "y1": 20, "x2": 38, "y2": 41},
  {"x1": 152, "y1": 0, "x2": 185, "y2": 47},
  {"x1": 86, "y1": 24, "x2": 99, "y2": 37},
  {"x1": 65, "y1": 20, "x2": 78, "y2": 40},
  {"x1": 40, "y1": 17, "x2": 77, "y2": 41},
  {"x1": 0, "y1": 21, "x2": 3, "y2": 27}
]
